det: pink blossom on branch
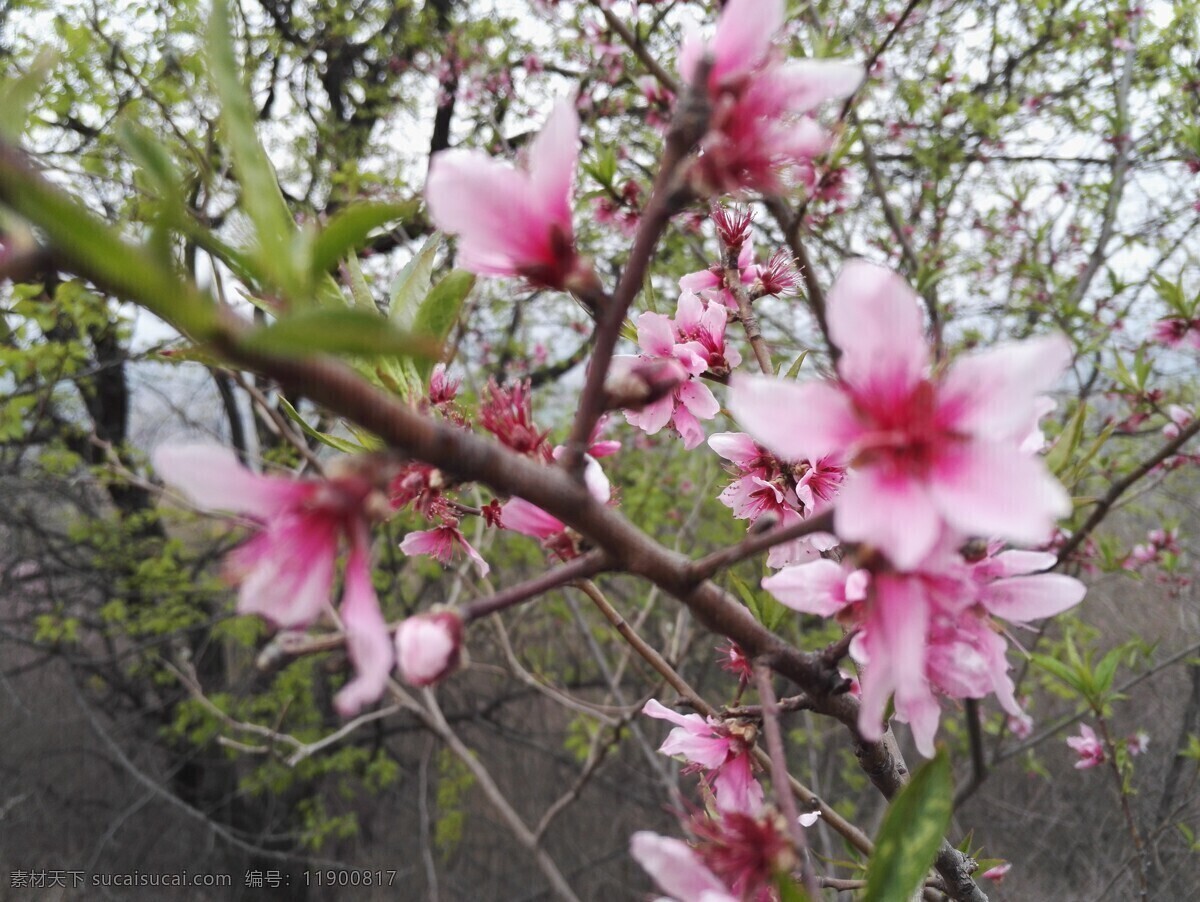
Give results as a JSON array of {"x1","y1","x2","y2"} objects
[
  {"x1": 731, "y1": 259, "x2": 1074, "y2": 570},
  {"x1": 642, "y1": 699, "x2": 763, "y2": 814},
  {"x1": 1067, "y1": 724, "x2": 1106, "y2": 769},
  {"x1": 629, "y1": 832, "x2": 735, "y2": 902},
  {"x1": 678, "y1": 0, "x2": 862, "y2": 195},
  {"x1": 399, "y1": 519, "x2": 491, "y2": 577},
  {"x1": 153, "y1": 445, "x2": 396, "y2": 715},
  {"x1": 425, "y1": 97, "x2": 593, "y2": 291}
]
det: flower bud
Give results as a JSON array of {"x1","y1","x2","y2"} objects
[{"x1": 395, "y1": 611, "x2": 463, "y2": 686}]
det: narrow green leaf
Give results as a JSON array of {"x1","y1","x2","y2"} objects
[
  {"x1": 1046, "y1": 402, "x2": 1087, "y2": 477},
  {"x1": 277, "y1": 397, "x2": 367, "y2": 454},
  {"x1": 208, "y1": 0, "x2": 299, "y2": 299},
  {"x1": 863, "y1": 749, "x2": 952, "y2": 902},
  {"x1": 413, "y1": 271, "x2": 473, "y2": 345},
  {"x1": 389, "y1": 233, "x2": 442, "y2": 325},
  {"x1": 343, "y1": 251, "x2": 377, "y2": 312},
  {"x1": 240, "y1": 309, "x2": 438, "y2": 359},
  {"x1": 783, "y1": 350, "x2": 809, "y2": 379},
  {"x1": 310, "y1": 200, "x2": 418, "y2": 279}
]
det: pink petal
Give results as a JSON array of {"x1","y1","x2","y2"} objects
[
  {"x1": 827, "y1": 260, "x2": 928, "y2": 403},
  {"x1": 625, "y1": 393, "x2": 675, "y2": 435},
  {"x1": 938, "y1": 336, "x2": 1072, "y2": 443},
  {"x1": 400, "y1": 528, "x2": 453, "y2": 563},
  {"x1": 678, "y1": 379, "x2": 720, "y2": 420},
  {"x1": 672, "y1": 404, "x2": 708, "y2": 450},
  {"x1": 459, "y1": 533, "x2": 491, "y2": 578},
  {"x1": 629, "y1": 833, "x2": 733, "y2": 902},
  {"x1": 730, "y1": 375, "x2": 865, "y2": 462},
  {"x1": 712, "y1": 752, "x2": 764, "y2": 814},
  {"x1": 762, "y1": 559, "x2": 851, "y2": 616},
  {"x1": 983, "y1": 574, "x2": 1086, "y2": 623},
  {"x1": 153, "y1": 444, "x2": 306, "y2": 520},
  {"x1": 858, "y1": 575, "x2": 931, "y2": 745},
  {"x1": 992, "y1": 549, "x2": 1059, "y2": 576},
  {"x1": 234, "y1": 516, "x2": 339, "y2": 627},
  {"x1": 709, "y1": 0, "x2": 783, "y2": 85},
  {"x1": 674, "y1": 290, "x2": 704, "y2": 330},
  {"x1": 527, "y1": 97, "x2": 579, "y2": 230},
  {"x1": 836, "y1": 467, "x2": 940, "y2": 571},
  {"x1": 771, "y1": 59, "x2": 864, "y2": 113},
  {"x1": 680, "y1": 270, "x2": 720, "y2": 292},
  {"x1": 334, "y1": 539, "x2": 395, "y2": 717},
  {"x1": 707, "y1": 431, "x2": 762, "y2": 467},
  {"x1": 636, "y1": 311, "x2": 681, "y2": 359},
  {"x1": 929, "y1": 441, "x2": 1071, "y2": 546},
  {"x1": 425, "y1": 150, "x2": 550, "y2": 274},
  {"x1": 501, "y1": 497, "x2": 565, "y2": 539}
]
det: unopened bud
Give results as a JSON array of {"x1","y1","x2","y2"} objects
[{"x1": 395, "y1": 611, "x2": 463, "y2": 687}]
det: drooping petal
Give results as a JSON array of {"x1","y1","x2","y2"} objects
[
  {"x1": 929, "y1": 441, "x2": 1071, "y2": 546},
  {"x1": 334, "y1": 535, "x2": 394, "y2": 717},
  {"x1": 630, "y1": 832, "x2": 734, "y2": 902},
  {"x1": 153, "y1": 444, "x2": 307, "y2": 521},
  {"x1": 637, "y1": 311, "x2": 684, "y2": 360},
  {"x1": 233, "y1": 514, "x2": 339, "y2": 627},
  {"x1": 861, "y1": 575, "x2": 932, "y2": 748},
  {"x1": 826, "y1": 260, "x2": 928, "y2": 402},
  {"x1": 672, "y1": 403, "x2": 708, "y2": 450},
  {"x1": 680, "y1": 269, "x2": 721, "y2": 292},
  {"x1": 712, "y1": 752, "x2": 764, "y2": 815},
  {"x1": 937, "y1": 336, "x2": 1072, "y2": 443},
  {"x1": 835, "y1": 467, "x2": 940, "y2": 571},
  {"x1": 991, "y1": 549, "x2": 1059, "y2": 577},
  {"x1": 730, "y1": 375, "x2": 865, "y2": 462}
]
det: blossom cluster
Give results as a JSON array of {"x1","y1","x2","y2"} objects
[{"x1": 726, "y1": 260, "x2": 1086, "y2": 753}]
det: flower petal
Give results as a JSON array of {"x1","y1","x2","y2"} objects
[
  {"x1": 983, "y1": 574, "x2": 1086, "y2": 623},
  {"x1": 730, "y1": 375, "x2": 865, "y2": 462},
  {"x1": 836, "y1": 467, "x2": 940, "y2": 571},
  {"x1": 827, "y1": 260, "x2": 928, "y2": 402},
  {"x1": 630, "y1": 833, "x2": 733, "y2": 902},
  {"x1": 929, "y1": 441, "x2": 1071, "y2": 546},
  {"x1": 762, "y1": 559, "x2": 851, "y2": 616},
  {"x1": 153, "y1": 444, "x2": 306, "y2": 520}
]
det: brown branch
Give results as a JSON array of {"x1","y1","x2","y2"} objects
[
  {"x1": 689, "y1": 509, "x2": 834, "y2": 582},
  {"x1": 460, "y1": 550, "x2": 611, "y2": 622}
]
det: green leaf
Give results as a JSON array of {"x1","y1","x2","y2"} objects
[
  {"x1": 389, "y1": 233, "x2": 443, "y2": 326},
  {"x1": 413, "y1": 271, "x2": 473, "y2": 351},
  {"x1": 0, "y1": 50, "x2": 57, "y2": 141},
  {"x1": 343, "y1": 251, "x2": 377, "y2": 312},
  {"x1": 240, "y1": 309, "x2": 438, "y2": 360},
  {"x1": 864, "y1": 748, "x2": 952, "y2": 902},
  {"x1": 783, "y1": 350, "x2": 809, "y2": 379},
  {"x1": 277, "y1": 398, "x2": 367, "y2": 454},
  {"x1": 774, "y1": 875, "x2": 810, "y2": 902},
  {"x1": 208, "y1": 0, "x2": 300, "y2": 300},
  {"x1": 309, "y1": 200, "x2": 419, "y2": 280},
  {"x1": 1045, "y1": 402, "x2": 1087, "y2": 478}
]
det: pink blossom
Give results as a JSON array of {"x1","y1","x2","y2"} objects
[
  {"x1": 1126, "y1": 730, "x2": 1150, "y2": 756},
  {"x1": 1068, "y1": 724, "x2": 1106, "y2": 769},
  {"x1": 425, "y1": 98, "x2": 589, "y2": 290},
  {"x1": 1163, "y1": 404, "x2": 1193, "y2": 439},
  {"x1": 399, "y1": 522, "x2": 490, "y2": 577},
  {"x1": 762, "y1": 537, "x2": 1084, "y2": 754},
  {"x1": 395, "y1": 611, "x2": 463, "y2": 686},
  {"x1": 1151, "y1": 316, "x2": 1200, "y2": 349},
  {"x1": 643, "y1": 699, "x2": 763, "y2": 814},
  {"x1": 982, "y1": 862, "x2": 1012, "y2": 883},
  {"x1": 154, "y1": 445, "x2": 395, "y2": 715},
  {"x1": 155, "y1": 445, "x2": 379, "y2": 628},
  {"x1": 732, "y1": 260, "x2": 1073, "y2": 570},
  {"x1": 680, "y1": 241, "x2": 757, "y2": 310},
  {"x1": 622, "y1": 303, "x2": 722, "y2": 449},
  {"x1": 501, "y1": 449, "x2": 611, "y2": 557},
  {"x1": 677, "y1": 0, "x2": 862, "y2": 194},
  {"x1": 629, "y1": 832, "x2": 735, "y2": 902}
]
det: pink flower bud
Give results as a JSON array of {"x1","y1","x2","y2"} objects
[{"x1": 395, "y1": 612, "x2": 463, "y2": 687}]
